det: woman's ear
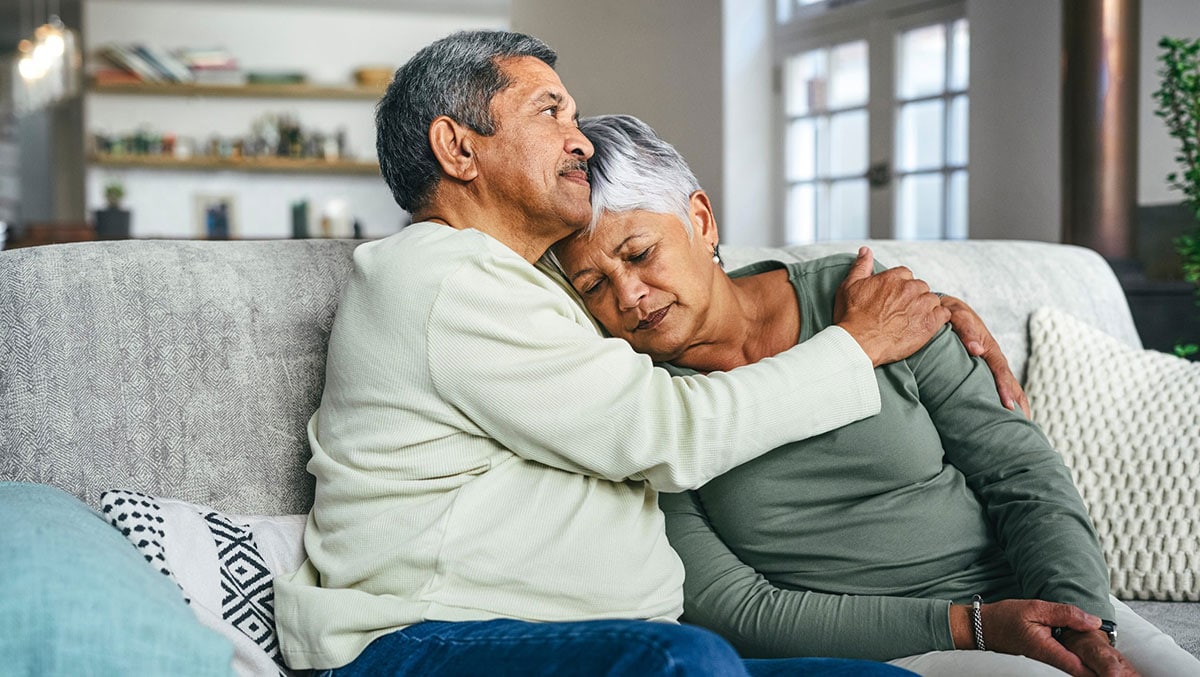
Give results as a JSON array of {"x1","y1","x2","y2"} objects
[
  {"x1": 429, "y1": 115, "x2": 479, "y2": 182},
  {"x1": 688, "y1": 190, "x2": 719, "y2": 248}
]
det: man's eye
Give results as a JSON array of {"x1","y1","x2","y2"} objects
[{"x1": 542, "y1": 106, "x2": 558, "y2": 117}]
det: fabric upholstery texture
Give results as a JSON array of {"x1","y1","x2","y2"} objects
[
  {"x1": 0, "y1": 239, "x2": 358, "y2": 514},
  {"x1": 0, "y1": 481, "x2": 233, "y2": 675},
  {"x1": 1025, "y1": 307, "x2": 1200, "y2": 601}
]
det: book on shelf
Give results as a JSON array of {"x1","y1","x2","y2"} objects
[
  {"x1": 91, "y1": 66, "x2": 143, "y2": 86},
  {"x1": 98, "y1": 44, "x2": 166, "y2": 83},
  {"x1": 176, "y1": 47, "x2": 243, "y2": 85},
  {"x1": 132, "y1": 45, "x2": 195, "y2": 83}
]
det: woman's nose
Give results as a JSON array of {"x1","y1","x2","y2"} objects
[{"x1": 615, "y1": 275, "x2": 647, "y2": 311}]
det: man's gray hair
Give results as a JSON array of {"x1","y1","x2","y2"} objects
[
  {"x1": 376, "y1": 30, "x2": 557, "y2": 214},
  {"x1": 580, "y1": 114, "x2": 701, "y2": 236}
]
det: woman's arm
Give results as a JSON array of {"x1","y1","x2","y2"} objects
[
  {"x1": 660, "y1": 490, "x2": 954, "y2": 661},
  {"x1": 907, "y1": 326, "x2": 1114, "y2": 620}
]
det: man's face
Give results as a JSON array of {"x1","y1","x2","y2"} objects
[{"x1": 470, "y1": 57, "x2": 594, "y2": 239}]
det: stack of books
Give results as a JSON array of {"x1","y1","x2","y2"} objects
[
  {"x1": 176, "y1": 47, "x2": 243, "y2": 85},
  {"x1": 93, "y1": 44, "x2": 243, "y2": 85}
]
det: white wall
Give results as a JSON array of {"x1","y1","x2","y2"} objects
[
  {"x1": 1139, "y1": 0, "x2": 1200, "y2": 207},
  {"x1": 721, "y1": 0, "x2": 776, "y2": 246},
  {"x1": 84, "y1": 0, "x2": 505, "y2": 238},
  {"x1": 966, "y1": 0, "x2": 1062, "y2": 242}
]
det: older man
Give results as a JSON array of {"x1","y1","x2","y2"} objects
[{"x1": 274, "y1": 30, "x2": 967, "y2": 676}]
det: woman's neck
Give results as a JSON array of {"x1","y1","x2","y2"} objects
[{"x1": 672, "y1": 268, "x2": 800, "y2": 373}]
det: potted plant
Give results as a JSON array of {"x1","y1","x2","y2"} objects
[
  {"x1": 1153, "y1": 36, "x2": 1200, "y2": 357},
  {"x1": 94, "y1": 180, "x2": 131, "y2": 240}
]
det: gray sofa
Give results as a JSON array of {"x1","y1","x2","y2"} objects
[{"x1": 1, "y1": 237, "x2": 1196, "y2": 664}]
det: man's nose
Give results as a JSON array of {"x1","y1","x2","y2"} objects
[{"x1": 567, "y1": 124, "x2": 593, "y2": 159}]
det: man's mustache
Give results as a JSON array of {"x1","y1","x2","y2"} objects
[{"x1": 559, "y1": 160, "x2": 589, "y2": 179}]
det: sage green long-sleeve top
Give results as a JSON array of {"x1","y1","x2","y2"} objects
[{"x1": 660, "y1": 256, "x2": 1114, "y2": 662}]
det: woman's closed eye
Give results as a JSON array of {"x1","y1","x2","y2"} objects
[
  {"x1": 627, "y1": 247, "x2": 652, "y2": 264},
  {"x1": 580, "y1": 277, "x2": 606, "y2": 296}
]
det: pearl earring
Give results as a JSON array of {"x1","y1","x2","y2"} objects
[{"x1": 711, "y1": 244, "x2": 721, "y2": 265}]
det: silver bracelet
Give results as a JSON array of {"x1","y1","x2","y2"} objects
[{"x1": 972, "y1": 594, "x2": 986, "y2": 651}]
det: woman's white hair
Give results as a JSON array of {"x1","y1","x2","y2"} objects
[{"x1": 579, "y1": 114, "x2": 701, "y2": 237}]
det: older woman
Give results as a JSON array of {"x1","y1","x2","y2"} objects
[{"x1": 551, "y1": 115, "x2": 1199, "y2": 677}]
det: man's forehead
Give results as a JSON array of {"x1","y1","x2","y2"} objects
[{"x1": 497, "y1": 56, "x2": 571, "y2": 99}]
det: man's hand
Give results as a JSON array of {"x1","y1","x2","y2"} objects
[
  {"x1": 1058, "y1": 628, "x2": 1142, "y2": 677},
  {"x1": 949, "y1": 599, "x2": 1104, "y2": 677},
  {"x1": 834, "y1": 247, "x2": 950, "y2": 367},
  {"x1": 941, "y1": 294, "x2": 1031, "y2": 417}
]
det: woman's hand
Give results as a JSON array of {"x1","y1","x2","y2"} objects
[
  {"x1": 940, "y1": 294, "x2": 1031, "y2": 417},
  {"x1": 949, "y1": 599, "x2": 1103, "y2": 676},
  {"x1": 1057, "y1": 629, "x2": 1142, "y2": 677}
]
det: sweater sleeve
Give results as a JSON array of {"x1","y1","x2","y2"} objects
[
  {"x1": 660, "y1": 490, "x2": 954, "y2": 660},
  {"x1": 908, "y1": 325, "x2": 1115, "y2": 619},
  {"x1": 425, "y1": 253, "x2": 881, "y2": 493}
]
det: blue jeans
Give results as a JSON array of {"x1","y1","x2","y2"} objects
[{"x1": 327, "y1": 619, "x2": 914, "y2": 676}]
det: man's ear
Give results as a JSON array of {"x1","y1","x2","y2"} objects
[
  {"x1": 688, "y1": 190, "x2": 719, "y2": 248},
  {"x1": 429, "y1": 115, "x2": 479, "y2": 182}
]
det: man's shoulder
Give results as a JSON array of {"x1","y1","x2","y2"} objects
[
  {"x1": 358, "y1": 222, "x2": 487, "y2": 272},
  {"x1": 353, "y1": 223, "x2": 573, "y2": 314}
]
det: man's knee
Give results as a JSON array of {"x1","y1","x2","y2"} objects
[{"x1": 620, "y1": 622, "x2": 745, "y2": 676}]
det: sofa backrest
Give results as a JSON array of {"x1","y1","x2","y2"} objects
[
  {"x1": 0, "y1": 240, "x2": 358, "y2": 514},
  {"x1": 0, "y1": 237, "x2": 1140, "y2": 516},
  {"x1": 723, "y1": 239, "x2": 1141, "y2": 383}
]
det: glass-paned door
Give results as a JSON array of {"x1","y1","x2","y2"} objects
[
  {"x1": 777, "y1": 0, "x2": 968, "y2": 244},
  {"x1": 894, "y1": 18, "x2": 969, "y2": 240},
  {"x1": 783, "y1": 40, "x2": 870, "y2": 243}
]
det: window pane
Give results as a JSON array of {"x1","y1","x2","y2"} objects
[
  {"x1": 786, "y1": 118, "x2": 816, "y2": 181},
  {"x1": 829, "y1": 109, "x2": 868, "y2": 176},
  {"x1": 947, "y1": 170, "x2": 968, "y2": 239},
  {"x1": 814, "y1": 116, "x2": 831, "y2": 177},
  {"x1": 816, "y1": 181, "x2": 831, "y2": 240},
  {"x1": 950, "y1": 19, "x2": 969, "y2": 91},
  {"x1": 896, "y1": 173, "x2": 944, "y2": 240},
  {"x1": 785, "y1": 50, "x2": 827, "y2": 116},
  {"x1": 948, "y1": 95, "x2": 968, "y2": 166},
  {"x1": 787, "y1": 183, "x2": 816, "y2": 243},
  {"x1": 897, "y1": 24, "x2": 946, "y2": 99},
  {"x1": 896, "y1": 100, "x2": 944, "y2": 172},
  {"x1": 829, "y1": 40, "x2": 868, "y2": 109},
  {"x1": 830, "y1": 179, "x2": 868, "y2": 240}
]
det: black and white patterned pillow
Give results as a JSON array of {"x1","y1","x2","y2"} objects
[
  {"x1": 100, "y1": 490, "x2": 307, "y2": 677},
  {"x1": 101, "y1": 491, "x2": 186, "y2": 598}
]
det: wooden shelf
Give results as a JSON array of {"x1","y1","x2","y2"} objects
[
  {"x1": 89, "y1": 153, "x2": 380, "y2": 175},
  {"x1": 89, "y1": 80, "x2": 385, "y2": 101}
]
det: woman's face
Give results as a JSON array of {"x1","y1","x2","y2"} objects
[{"x1": 555, "y1": 198, "x2": 721, "y2": 362}]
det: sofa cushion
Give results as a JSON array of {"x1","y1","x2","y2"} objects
[
  {"x1": 0, "y1": 482, "x2": 233, "y2": 675},
  {"x1": 1025, "y1": 307, "x2": 1200, "y2": 601},
  {"x1": 101, "y1": 489, "x2": 306, "y2": 677}
]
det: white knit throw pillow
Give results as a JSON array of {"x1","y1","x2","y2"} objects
[{"x1": 1025, "y1": 306, "x2": 1200, "y2": 601}]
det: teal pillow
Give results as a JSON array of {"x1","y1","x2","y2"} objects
[{"x1": 0, "y1": 482, "x2": 233, "y2": 676}]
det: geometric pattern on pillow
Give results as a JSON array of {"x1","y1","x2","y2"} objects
[
  {"x1": 100, "y1": 490, "x2": 188, "y2": 601},
  {"x1": 99, "y1": 489, "x2": 296, "y2": 675},
  {"x1": 1025, "y1": 306, "x2": 1200, "y2": 601},
  {"x1": 204, "y1": 511, "x2": 282, "y2": 663}
]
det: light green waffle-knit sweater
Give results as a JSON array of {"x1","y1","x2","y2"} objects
[{"x1": 273, "y1": 223, "x2": 882, "y2": 670}]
